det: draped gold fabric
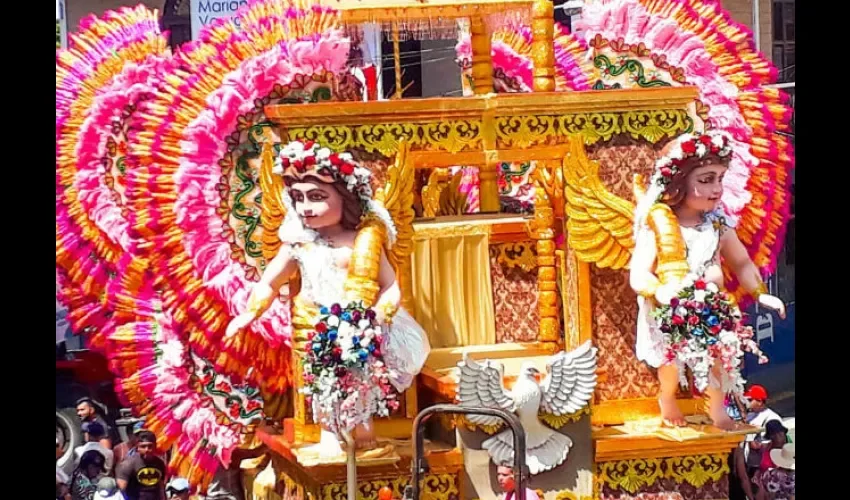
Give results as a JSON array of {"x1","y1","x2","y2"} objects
[{"x1": 411, "y1": 226, "x2": 496, "y2": 347}]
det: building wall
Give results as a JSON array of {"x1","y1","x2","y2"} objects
[
  {"x1": 66, "y1": 0, "x2": 163, "y2": 33},
  {"x1": 721, "y1": 0, "x2": 773, "y2": 58}
]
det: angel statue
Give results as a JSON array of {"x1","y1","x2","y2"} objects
[
  {"x1": 225, "y1": 139, "x2": 431, "y2": 457},
  {"x1": 563, "y1": 131, "x2": 786, "y2": 431},
  {"x1": 456, "y1": 341, "x2": 598, "y2": 474}
]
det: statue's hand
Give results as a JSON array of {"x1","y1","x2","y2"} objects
[
  {"x1": 654, "y1": 282, "x2": 681, "y2": 306},
  {"x1": 226, "y1": 312, "x2": 255, "y2": 338},
  {"x1": 758, "y1": 293, "x2": 786, "y2": 320}
]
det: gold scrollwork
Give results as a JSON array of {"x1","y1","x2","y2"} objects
[
  {"x1": 540, "y1": 406, "x2": 590, "y2": 429},
  {"x1": 321, "y1": 473, "x2": 459, "y2": 500},
  {"x1": 596, "y1": 453, "x2": 729, "y2": 494},
  {"x1": 288, "y1": 120, "x2": 483, "y2": 156},
  {"x1": 665, "y1": 454, "x2": 729, "y2": 489},
  {"x1": 287, "y1": 110, "x2": 691, "y2": 157},
  {"x1": 495, "y1": 241, "x2": 538, "y2": 273},
  {"x1": 597, "y1": 458, "x2": 665, "y2": 494}
]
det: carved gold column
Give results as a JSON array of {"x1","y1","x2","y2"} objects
[
  {"x1": 531, "y1": 0, "x2": 556, "y2": 92},
  {"x1": 528, "y1": 180, "x2": 559, "y2": 349},
  {"x1": 469, "y1": 16, "x2": 494, "y2": 95}
]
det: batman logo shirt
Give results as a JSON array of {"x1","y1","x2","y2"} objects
[{"x1": 136, "y1": 466, "x2": 163, "y2": 486}]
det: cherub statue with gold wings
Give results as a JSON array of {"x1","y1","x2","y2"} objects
[
  {"x1": 563, "y1": 131, "x2": 786, "y2": 430},
  {"x1": 225, "y1": 139, "x2": 430, "y2": 457}
]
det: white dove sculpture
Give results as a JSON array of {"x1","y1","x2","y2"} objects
[{"x1": 456, "y1": 341, "x2": 598, "y2": 475}]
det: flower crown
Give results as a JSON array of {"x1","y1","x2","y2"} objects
[
  {"x1": 652, "y1": 131, "x2": 733, "y2": 193},
  {"x1": 273, "y1": 140, "x2": 374, "y2": 209}
]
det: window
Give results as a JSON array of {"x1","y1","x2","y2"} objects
[{"x1": 772, "y1": 0, "x2": 795, "y2": 83}]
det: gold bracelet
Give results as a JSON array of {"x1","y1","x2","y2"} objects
[
  {"x1": 753, "y1": 281, "x2": 768, "y2": 299},
  {"x1": 380, "y1": 302, "x2": 399, "y2": 325},
  {"x1": 246, "y1": 291, "x2": 275, "y2": 318},
  {"x1": 638, "y1": 279, "x2": 660, "y2": 299}
]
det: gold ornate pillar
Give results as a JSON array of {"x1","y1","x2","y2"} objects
[
  {"x1": 528, "y1": 180, "x2": 560, "y2": 349},
  {"x1": 531, "y1": 0, "x2": 556, "y2": 92},
  {"x1": 469, "y1": 16, "x2": 494, "y2": 95}
]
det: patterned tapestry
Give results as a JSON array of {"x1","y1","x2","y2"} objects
[{"x1": 489, "y1": 243, "x2": 540, "y2": 343}]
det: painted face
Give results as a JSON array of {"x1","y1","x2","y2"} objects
[
  {"x1": 288, "y1": 181, "x2": 344, "y2": 229},
  {"x1": 683, "y1": 163, "x2": 727, "y2": 212},
  {"x1": 496, "y1": 466, "x2": 516, "y2": 492}
]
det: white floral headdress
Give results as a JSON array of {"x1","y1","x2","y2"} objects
[{"x1": 273, "y1": 140, "x2": 397, "y2": 246}]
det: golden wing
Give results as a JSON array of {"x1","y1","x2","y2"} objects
[
  {"x1": 562, "y1": 136, "x2": 635, "y2": 269},
  {"x1": 373, "y1": 140, "x2": 416, "y2": 311},
  {"x1": 259, "y1": 141, "x2": 286, "y2": 263}
]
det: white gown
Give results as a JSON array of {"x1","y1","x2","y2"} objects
[
  {"x1": 635, "y1": 211, "x2": 733, "y2": 390},
  {"x1": 291, "y1": 241, "x2": 431, "y2": 394}
]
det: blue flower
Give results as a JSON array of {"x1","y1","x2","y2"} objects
[
  {"x1": 693, "y1": 328, "x2": 704, "y2": 336},
  {"x1": 341, "y1": 312, "x2": 352, "y2": 322},
  {"x1": 328, "y1": 331, "x2": 338, "y2": 342},
  {"x1": 707, "y1": 316, "x2": 719, "y2": 327},
  {"x1": 368, "y1": 344, "x2": 376, "y2": 353},
  {"x1": 351, "y1": 335, "x2": 360, "y2": 345},
  {"x1": 708, "y1": 337, "x2": 718, "y2": 345},
  {"x1": 358, "y1": 349, "x2": 369, "y2": 360},
  {"x1": 312, "y1": 343, "x2": 322, "y2": 352},
  {"x1": 320, "y1": 307, "x2": 329, "y2": 315}
]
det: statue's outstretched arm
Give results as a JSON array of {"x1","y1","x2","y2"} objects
[
  {"x1": 720, "y1": 230, "x2": 785, "y2": 318},
  {"x1": 226, "y1": 247, "x2": 296, "y2": 337},
  {"x1": 629, "y1": 229, "x2": 662, "y2": 300}
]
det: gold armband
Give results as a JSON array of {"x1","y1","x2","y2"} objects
[{"x1": 246, "y1": 287, "x2": 276, "y2": 318}]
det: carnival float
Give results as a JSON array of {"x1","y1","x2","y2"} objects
[{"x1": 56, "y1": 0, "x2": 793, "y2": 498}]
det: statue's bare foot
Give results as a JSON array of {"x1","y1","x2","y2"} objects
[
  {"x1": 709, "y1": 407, "x2": 737, "y2": 431},
  {"x1": 659, "y1": 396, "x2": 687, "y2": 427}
]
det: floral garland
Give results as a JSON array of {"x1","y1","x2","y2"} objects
[
  {"x1": 652, "y1": 274, "x2": 766, "y2": 393},
  {"x1": 274, "y1": 140, "x2": 374, "y2": 212},
  {"x1": 301, "y1": 301, "x2": 399, "y2": 434},
  {"x1": 274, "y1": 139, "x2": 398, "y2": 245},
  {"x1": 652, "y1": 132, "x2": 733, "y2": 195}
]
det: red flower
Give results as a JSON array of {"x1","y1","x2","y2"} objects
[
  {"x1": 332, "y1": 346, "x2": 343, "y2": 358},
  {"x1": 304, "y1": 155, "x2": 316, "y2": 167},
  {"x1": 688, "y1": 315, "x2": 700, "y2": 326},
  {"x1": 304, "y1": 141, "x2": 315, "y2": 150},
  {"x1": 246, "y1": 400, "x2": 261, "y2": 412},
  {"x1": 339, "y1": 162, "x2": 355, "y2": 175},
  {"x1": 699, "y1": 135, "x2": 712, "y2": 147},
  {"x1": 315, "y1": 322, "x2": 328, "y2": 334},
  {"x1": 672, "y1": 315, "x2": 685, "y2": 326},
  {"x1": 710, "y1": 144, "x2": 720, "y2": 154},
  {"x1": 280, "y1": 157, "x2": 290, "y2": 168},
  {"x1": 681, "y1": 141, "x2": 697, "y2": 155},
  {"x1": 329, "y1": 153, "x2": 341, "y2": 166},
  {"x1": 660, "y1": 167, "x2": 673, "y2": 178},
  {"x1": 293, "y1": 160, "x2": 304, "y2": 172},
  {"x1": 695, "y1": 279, "x2": 706, "y2": 290},
  {"x1": 216, "y1": 381, "x2": 232, "y2": 393},
  {"x1": 710, "y1": 325, "x2": 722, "y2": 335},
  {"x1": 229, "y1": 404, "x2": 241, "y2": 418}
]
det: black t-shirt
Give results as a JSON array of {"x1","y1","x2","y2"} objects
[{"x1": 116, "y1": 454, "x2": 166, "y2": 500}]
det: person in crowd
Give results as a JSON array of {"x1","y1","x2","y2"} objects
[
  {"x1": 75, "y1": 422, "x2": 115, "y2": 473},
  {"x1": 496, "y1": 464, "x2": 540, "y2": 500},
  {"x1": 759, "y1": 420, "x2": 789, "y2": 472},
  {"x1": 742, "y1": 385, "x2": 782, "y2": 482},
  {"x1": 757, "y1": 443, "x2": 795, "y2": 500},
  {"x1": 202, "y1": 444, "x2": 268, "y2": 500},
  {"x1": 71, "y1": 450, "x2": 107, "y2": 500},
  {"x1": 167, "y1": 478, "x2": 192, "y2": 500},
  {"x1": 76, "y1": 398, "x2": 113, "y2": 449},
  {"x1": 116, "y1": 430, "x2": 167, "y2": 500},
  {"x1": 114, "y1": 421, "x2": 144, "y2": 465},
  {"x1": 94, "y1": 477, "x2": 125, "y2": 500},
  {"x1": 57, "y1": 438, "x2": 72, "y2": 500}
]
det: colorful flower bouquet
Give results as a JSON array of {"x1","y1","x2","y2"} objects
[
  {"x1": 652, "y1": 275, "x2": 767, "y2": 392},
  {"x1": 301, "y1": 301, "x2": 399, "y2": 433}
]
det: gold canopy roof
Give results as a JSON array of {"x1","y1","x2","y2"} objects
[{"x1": 317, "y1": 0, "x2": 534, "y2": 24}]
